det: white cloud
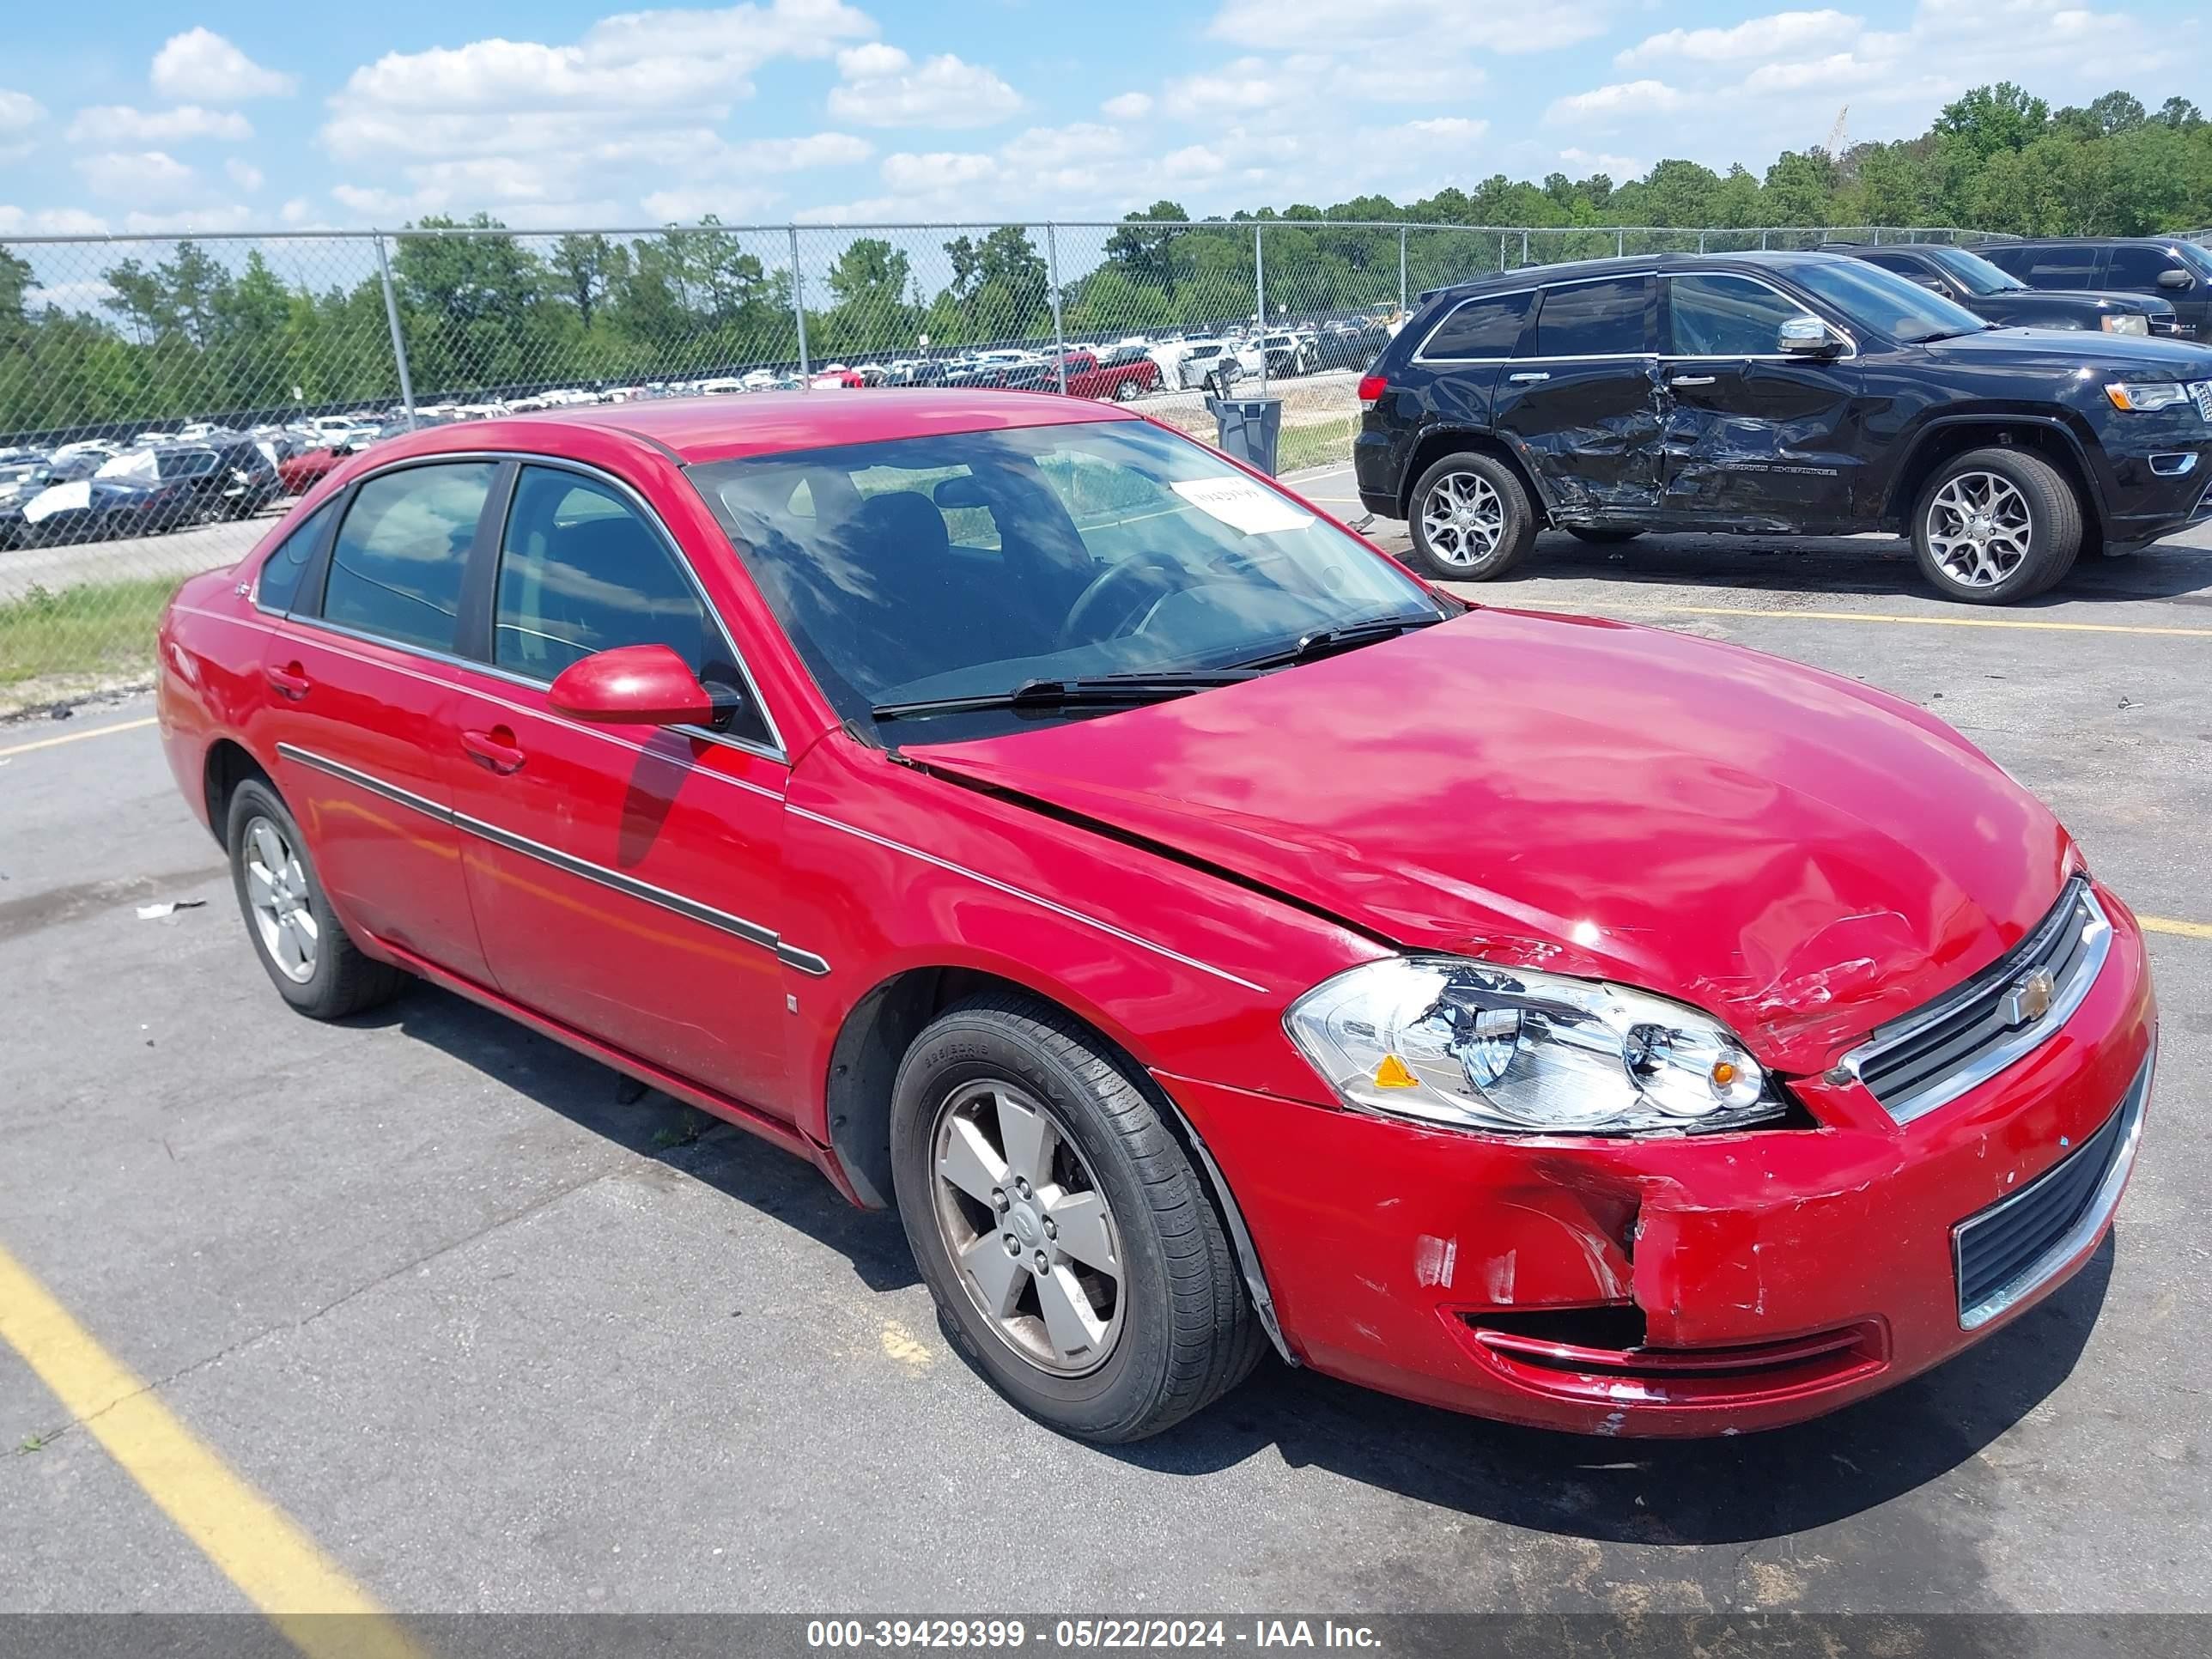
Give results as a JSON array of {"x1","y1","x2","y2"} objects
[
  {"x1": 639, "y1": 185, "x2": 785, "y2": 221},
  {"x1": 1557, "y1": 145, "x2": 1648, "y2": 177},
  {"x1": 880, "y1": 150, "x2": 1002, "y2": 193},
  {"x1": 1209, "y1": 0, "x2": 1613, "y2": 54},
  {"x1": 1544, "y1": 79, "x2": 1686, "y2": 125},
  {"x1": 227, "y1": 157, "x2": 264, "y2": 191},
  {"x1": 280, "y1": 197, "x2": 312, "y2": 225},
  {"x1": 125, "y1": 204, "x2": 257, "y2": 234},
  {"x1": 826, "y1": 44, "x2": 1022, "y2": 128},
  {"x1": 0, "y1": 89, "x2": 43, "y2": 137},
  {"x1": 1102, "y1": 92, "x2": 1152, "y2": 121},
  {"x1": 1616, "y1": 9, "x2": 1863, "y2": 66},
  {"x1": 66, "y1": 105, "x2": 253, "y2": 145},
  {"x1": 75, "y1": 150, "x2": 201, "y2": 206},
  {"x1": 1402, "y1": 118, "x2": 1488, "y2": 144},
  {"x1": 0, "y1": 205, "x2": 108, "y2": 235},
  {"x1": 150, "y1": 29, "x2": 297, "y2": 102}
]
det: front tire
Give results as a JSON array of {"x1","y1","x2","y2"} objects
[
  {"x1": 890, "y1": 993, "x2": 1263, "y2": 1443},
  {"x1": 1406, "y1": 450, "x2": 1537, "y2": 581},
  {"x1": 226, "y1": 777, "x2": 409, "y2": 1018},
  {"x1": 1911, "y1": 447, "x2": 2081, "y2": 604},
  {"x1": 1114, "y1": 379, "x2": 1140, "y2": 402}
]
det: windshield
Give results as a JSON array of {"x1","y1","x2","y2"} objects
[
  {"x1": 2173, "y1": 241, "x2": 2212, "y2": 282},
  {"x1": 1923, "y1": 245, "x2": 2027, "y2": 295},
  {"x1": 690, "y1": 419, "x2": 1444, "y2": 735},
  {"x1": 1788, "y1": 257, "x2": 1991, "y2": 342}
]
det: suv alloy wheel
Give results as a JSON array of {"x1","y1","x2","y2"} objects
[{"x1": 1911, "y1": 447, "x2": 2082, "y2": 604}]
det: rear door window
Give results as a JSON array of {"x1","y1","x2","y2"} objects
[
  {"x1": 254, "y1": 501, "x2": 337, "y2": 615},
  {"x1": 1420, "y1": 291, "x2": 1534, "y2": 359},
  {"x1": 1530, "y1": 276, "x2": 1651, "y2": 357},
  {"x1": 321, "y1": 462, "x2": 496, "y2": 653},
  {"x1": 2019, "y1": 247, "x2": 2103, "y2": 289}
]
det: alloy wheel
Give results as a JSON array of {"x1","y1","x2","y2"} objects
[
  {"x1": 1419, "y1": 471, "x2": 1506, "y2": 568},
  {"x1": 930, "y1": 1079, "x2": 1125, "y2": 1376},
  {"x1": 242, "y1": 814, "x2": 318, "y2": 983},
  {"x1": 1926, "y1": 471, "x2": 2033, "y2": 589}
]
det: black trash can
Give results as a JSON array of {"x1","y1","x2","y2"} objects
[{"x1": 1206, "y1": 395, "x2": 1284, "y2": 476}]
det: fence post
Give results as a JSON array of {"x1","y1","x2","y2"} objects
[
  {"x1": 1046, "y1": 223, "x2": 1068, "y2": 396},
  {"x1": 1499, "y1": 233, "x2": 1507, "y2": 272},
  {"x1": 1617, "y1": 229, "x2": 1626, "y2": 257},
  {"x1": 374, "y1": 232, "x2": 416, "y2": 430},
  {"x1": 1254, "y1": 222, "x2": 1267, "y2": 393},
  {"x1": 1521, "y1": 228, "x2": 1530, "y2": 266},
  {"x1": 788, "y1": 226, "x2": 811, "y2": 385},
  {"x1": 1759, "y1": 228, "x2": 1770, "y2": 250},
  {"x1": 1398, "y1": 225, "x2": 1407, "y2": 313},
  {"x1": 1698, "y1": 229, "x2": 1707, "y2": 253}
]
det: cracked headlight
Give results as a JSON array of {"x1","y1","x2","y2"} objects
[{"x1": 1285, "y1": 957, "x2": 1784, "y2": 1136}]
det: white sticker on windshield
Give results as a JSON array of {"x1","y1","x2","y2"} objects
[{"x1": 1170, "y1": 476, "x2": 1315, "y2": 536}]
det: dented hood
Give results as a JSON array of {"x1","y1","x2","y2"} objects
[{"x1": 902, "y1": 608, "x2": 2072, "y2": 1073}]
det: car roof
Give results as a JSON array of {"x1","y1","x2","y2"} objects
[
  {"x1": 1988, "y1": 235, "x2": 2191, "y2": 248},
  {"x1": 1420, "y1": 247, "x2": 1863, "y2": 307},
  {"x1": 369, "y1": 388, "x2": 1144, "y2": 469}
]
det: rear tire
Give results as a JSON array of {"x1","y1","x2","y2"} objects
[
  {"x1": 1911, "y1": 447, "x2": 2081, "y2": 605},
  {"x1": 1114, "y1": 379, "x2": 1140, "y2": 402},
  {"x1": 1565, "y1": 526, "x2": 1643, "y2": 544},
  {"x1": 1406, "y1": 450, "x2": 1538, "y2": 581},
  {"x1": 226, "y1": 778, "x2": 409, "y2": 1019},
  {"x1": 890, "y1": 992, "x2": 1264, "y2": 1443}
]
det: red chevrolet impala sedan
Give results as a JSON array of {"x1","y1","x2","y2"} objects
[{"x1": 155, "y1": 391, "x2": 2155, "y2": 1442}]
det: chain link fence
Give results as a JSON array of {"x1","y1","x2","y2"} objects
[{"x1": 0, "y1": 219, "x2": 2011, "y2": 708}]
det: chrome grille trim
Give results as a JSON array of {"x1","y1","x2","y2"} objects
[{"x1": 1841, "y1": 878, "x2": 2110, "y2": 1125}]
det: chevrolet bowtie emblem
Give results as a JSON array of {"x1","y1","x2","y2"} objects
[{"x1": 2001, "y1": 967, "x2": 2057, "y2": 1028}]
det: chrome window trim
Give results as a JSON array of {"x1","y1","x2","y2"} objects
[
  {"x1": 273, "y1": 741, "x2": 828, "y2": 975},
  {"x1": 1412, "y1": 286, "x2": 1540, "y2": 365},
  {"x1": 1840, "y1": 880, "x2": 2112, "y2": 1126},
  {"x1": 1412, "y1": 268, "x2": 1861, "y2": 365},
  {"x1": 786, "y1": 804, "x2": 1267, "y2": 994},
  {"x1": 1953, "y1": 1046, "x2": 2151, "y2": 1330},
  {"x1": 313, "y1": 448, "x2": 787, "y2": 762}
]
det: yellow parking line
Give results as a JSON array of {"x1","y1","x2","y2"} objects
[
  {"x1": 0, "y1": 1242, "x2": 425, "y2": 1659},
  {"x1": 0, "y1": 715, "x2": 157, "y2": 758},
  {"x1": 1495, "y1": 599, "x2": 2212, "y2": 639},
  {"x1": 2142, "y1": 915, "x2": 2212, "y2": 940}
]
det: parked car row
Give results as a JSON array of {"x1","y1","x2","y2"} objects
[
  {"x1": 0, "y1": 433, "x2": 283, "y2": 550},
  {"x1": 1355, "y1": 246, "x2": 2212, "y2": 605}
]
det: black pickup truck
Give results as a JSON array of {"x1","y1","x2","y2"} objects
[{"x1": 1838, "y1": 242, "x2": 2175, "y2": 336}]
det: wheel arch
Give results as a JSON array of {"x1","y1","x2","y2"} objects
[
  {"x1": 1400, "y1": 426, "x2": 1549, "y2": 523},
  {"x1": 201, "y1": 737, "x2": 274, "y2": 847},
  {"x1": 1884, "y1": 415, "x2": 2106, "y2": 541},
  {"x1": 821, "y1": 963, "x2": 1293, "y2": 1363}
]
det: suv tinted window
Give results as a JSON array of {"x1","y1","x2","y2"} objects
[
  {"x1": 254, "y1": 500, "x2": 336, "y2": 615},
  {"x1": 2016, "y1": 247, "x2": 2101, "y2": 288},
  {"x1": 1422, "y1": 290, "x2": 1534, "y2": 358},
  {"x1": 2106, "y1": 246, "x2": 2187, "y2": 289},
  {"x1": 1668, "y1": 274, "x2": 1816, "y2": 356},
  {"x1": 323, "y1": 462, "x2": 495, "y2": 652},
  {"x1": 495, "y1": 466, "x2": 770, "y2": 744},
  {"x1": 1531, "y1": 276, "x2": 1650, "y2": 357}
]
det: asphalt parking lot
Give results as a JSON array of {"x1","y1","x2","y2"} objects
[{"x1": 2, "y1": 479, "x2": 2209, "y2": 1629}]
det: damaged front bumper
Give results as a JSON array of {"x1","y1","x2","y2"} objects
[{"x1": 1161, "y1": 890, "x2": 2155, "y2": 1437}]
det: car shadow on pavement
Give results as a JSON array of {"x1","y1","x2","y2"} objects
[
  {"x1": 1104, "y1": 1239, "x2": 2113, "y2": 1546},
  {"x1": 1488, "y1": 532, "x2": 2212, "y2": 607},
  {"x1": 345, "y1": 985, "x2": 923, "y2": 1297}
]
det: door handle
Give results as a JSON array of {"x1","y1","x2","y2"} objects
[
  {"x1": 1507, "y1": 371, "x2": 1550, "y2": 384},
  {"x1": 460, "y1": 726, "x2": 527, "y2": 775},
  {"x1": 1668, "y1": 374, "x2": 1717, "y2": 386},
  {"x1": 265, "y1": 661, "x2": 311, "y2": 700}
]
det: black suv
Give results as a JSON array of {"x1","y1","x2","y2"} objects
[
  {"x1": 1354, "y1": 251, "x2": 2212, "y2": 603},
  {"x1": 1838, "y1": 242, "x2": 2173, "y2": 336},
  {"x1": 1981, "y1": 239, "x2": 2212, "y2": 338}
]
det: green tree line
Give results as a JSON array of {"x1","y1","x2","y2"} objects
[{"x1": 3, "y1": 83, "x2": 2208, "y2": 437}]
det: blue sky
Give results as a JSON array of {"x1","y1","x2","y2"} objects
[{"x1": 0, "y1": 0, "x2": 2203, "y2": 235}]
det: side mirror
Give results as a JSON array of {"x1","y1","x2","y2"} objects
[
  {"x1": 1778, "y1": 317, "x2": 1840, "y2": 356},
  {"x1": 2156, "y1": 268, "x2": 2193, "y2": 290},
  {"x1": 548, "y1": 643, "x2": 718, "y2": 727}
]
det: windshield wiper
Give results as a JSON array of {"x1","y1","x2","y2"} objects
[
  {"x1": 1229, "y1": 612, "x2": 1445, "y2": 671},
  {"x1": 871, "y1": 670, "x2": 1257, "y2": 722}
]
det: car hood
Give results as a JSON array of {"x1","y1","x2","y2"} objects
[
  {"x1": 1925, "y1": 325, "x2": 2212, "y2": 374},
  {"x1": 1971, "y1": 289, "x2": 2160, "y2": 319},
  {"x1": 902, "y1": 609, "x2": 2072, "y2": 1074}
]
